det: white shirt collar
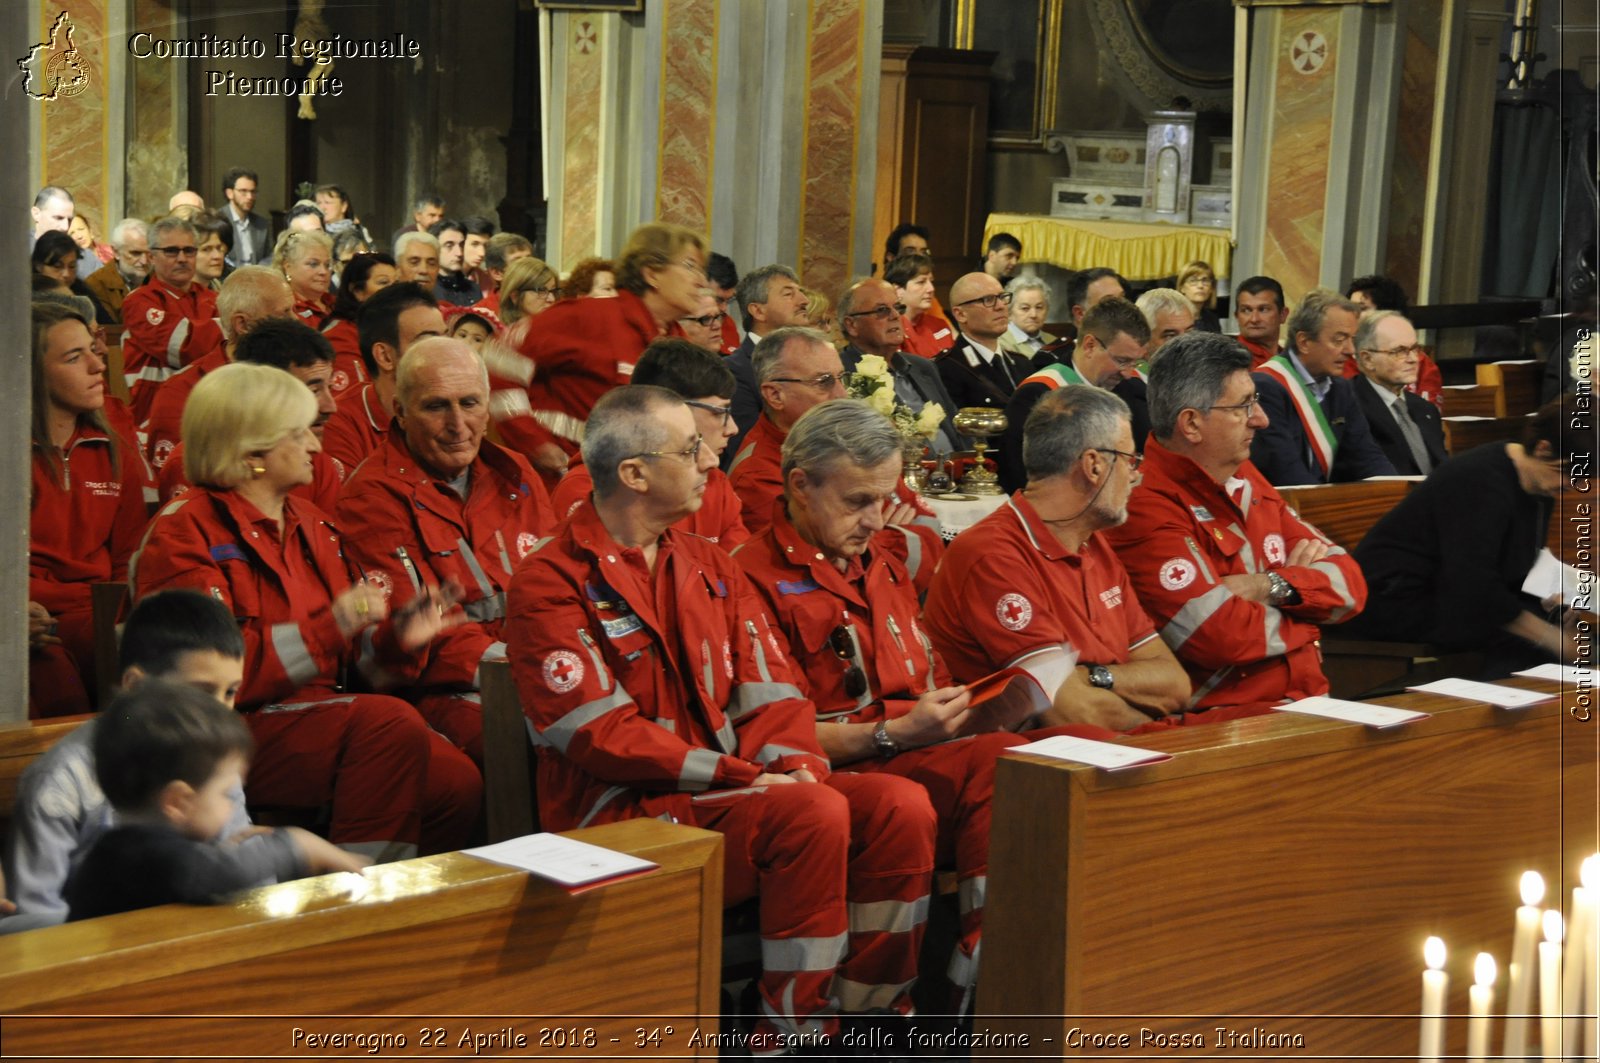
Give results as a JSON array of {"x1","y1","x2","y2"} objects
[{"x1": 1005, "y1": 321, "x2": 1042, "y2": 350}]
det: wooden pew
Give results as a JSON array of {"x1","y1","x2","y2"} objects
[
  {"x1": 977, "y1": 678, "x2": 1592, "y2": 1057},
  {"x1": 1442, "y1": 413, "x2": 1525, "y2": 455},
  {"x1": 0, "y1": 715, "x2": 92, "y2": 835},
  {"x1": 91, "y1": 581, "x2": 127, "y2": 708},
  {"x1": 480, "y1": 657, "x2": 538, "y2": 842},
  {"x1": 1277, "y1": 479, "x2": 1415, "y2": 551},
  {"x1": 0, "y1": 817, "x2": 725, "y2": 1058},
  {"x1": 1439, "y1": 383, "x2": 1501, "y2": 418},
  {"x1": 1476, "y1": 358, "x2": 1542, "y2": 417}
]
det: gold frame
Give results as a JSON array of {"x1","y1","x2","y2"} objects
[{"x1": 954, "y1": 0, "x2": 1064, "y2": 145}]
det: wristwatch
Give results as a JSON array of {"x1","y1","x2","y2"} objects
[
  {"x1": 1266, "y1": 571, "x2": 1295, "y2": 605},
  {"x1": 1087, "y1": 664, "x2": 1115, "y2": 690},
  {"x1": 872, "y1": 720, "x2": 901, "y2": 758}
]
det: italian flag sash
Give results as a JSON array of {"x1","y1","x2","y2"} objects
[
  {"x1": 1257, "y1": 354, "x2": 1336, "y2": 476},
  {"x1": 1021, "y1": 362, "x2": 1087, "y2": 390}
]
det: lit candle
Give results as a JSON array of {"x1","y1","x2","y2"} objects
[
  {"x1": 1469, "y1": 952, "x2": 1497, "y2": 1063},
  {"x1": 1540, "y1": 911, "x2": 1562, "y2": 1062},
  {"x1": 1587, "y1": 856, "x2": 1598, "y2": 1063},
  {"x1": 1505, "y1": 870, "x2": 1544, "y2": 1058},
  {"x1": 1420, "y1": 936, "x2": 1449, "y2": 1063},
  {"x1": 1567, "y1": 856, "x2": 1597, "y2": 1058}
]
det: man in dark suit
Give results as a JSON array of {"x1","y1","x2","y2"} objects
[
  {"x1": 221, "y1": 168, "x2": 270, "y2": 267},
  {"x1": 935, "y1": 272, "x2": 1035, "y2": 411},
  {"x1": 838, "y1": 278, "x2": 964, "y2": 455},
  {"x1": 1250, "y1": 288, "x2": 1396, "y2": 486},
  {"x1": 722, "y1": 264, "x2": 811, "y2": 469},
  {"x1": 1349, "y1": 310, "x2": 1446, "y2": 475}
]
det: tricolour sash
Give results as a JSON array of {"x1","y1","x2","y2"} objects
[
  {"x1": 1020, "y1": 362, "x2": 1088, "y2": 391},
  {"x1": 1257, "y1": 354, "x2": 1336, "y2": 476}
]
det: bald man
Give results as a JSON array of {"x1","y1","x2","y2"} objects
[{"x1": 935, "y1": 272, "x2": 1035, "y2": 411}]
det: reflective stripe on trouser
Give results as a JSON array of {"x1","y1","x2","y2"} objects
[
  {"x1": 860, "y1": 729, "x2": 1028, "y2": 1011},
  {"x1": 688, "y1": 772, "x2": 933, "y2": 1044},
  {"x1": 241, "y1": 692, "x2": 482, "y2": 858}
]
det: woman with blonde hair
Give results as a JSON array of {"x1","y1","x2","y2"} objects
[
  {"x1": 29, "y1": 302, "x2": 153, "y2": 716},
  {"x1": 130, "y1": 360, "x2": 482, "y2": 859},
  {"x1": 1176, "y1": 260, "x2": 1222, "y2": 333},
  {"x1": 488, "y1": 222, "x2": 709, "y2": 483},
  {"x1": 497, "y1": 255, "x2": 560, "y2": 326},
  {"x1": 272, "y1": 228, "x2": 335, "y2": 327}
]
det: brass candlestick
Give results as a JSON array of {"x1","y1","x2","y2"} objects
[{"x1": 952, "y1": 407, "x2": 1007, "y2": 495}]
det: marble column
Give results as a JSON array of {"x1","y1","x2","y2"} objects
[
  {"x1": 126, "y1": 0, "x2": 187, "y2": 220},
  {"x1": 31, "y1": 0, "x2": 129, "y2": 226}
]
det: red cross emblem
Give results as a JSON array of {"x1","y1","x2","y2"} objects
[
  {"x1": 542, "y1": 649, "x2": 584, "y2": 693},
  {"x1": 996, "y1": 593, "x2": 1033, "y2": 632}
]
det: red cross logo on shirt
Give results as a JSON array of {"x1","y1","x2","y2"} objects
[
  {"x1": 542, "y1": 649, "x2": 584, "y2": 693},
  {"x1": 996, "y1": 593, "x2": 1033, "y2": 632}
]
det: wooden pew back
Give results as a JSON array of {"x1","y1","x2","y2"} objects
[
  {"x1": 480, "y1": 657, "x2": 538, "y2": 842},
  {"x1": 1439, "y1": 383, "x2": 1501, "y2": 418},
  {"x1": 1475, "y1": 359, "x2": 1542, "y2": 417},
  {"x1": 1442, "y1": 414, "x2": 1526, "y2": 455},
  {"x1": 978, "y1": 680, "x2": 1591, "y2": 1056},
  {"x1": 0, "y1": 715, "x2": 92, "y2": 836},
  {"x1": 1277, "y1": 479, "x2": 1415, "y2": 551},
  {"x1": 0, "y1": 818, "x2": 725, "y2": 1058}
]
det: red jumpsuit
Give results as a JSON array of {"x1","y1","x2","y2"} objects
[
  {"x1": 319, "y1": 317, "x2": 368, "y2": 401},
  {"x1": 29, "y1": 422, "x2": 154, "y2": 716},
  {"x1": 130, "y1": 487, "x2": 482, "y2": 858},
  {"x1": 120, "y1": 280, "x2": 224, "y2": 423},
  {"x1": 486, "y1": 290, "x2": 662, "y2": 479},
  {"x1": 736, "y1": 511, "x2": 1038, "y2": 1010},
  {"x1": 901, "y1": 312, "x2": 954, "y2": 359},
  {"x1": 337, "y1": 431, "x2": 556, "y2": 761},
  {"x1": 551, "y1": 460, "x2": 749, "y2": 549},
  {"x1": 506, "y1": 501, "x2": 936, "y2": 1042},
  {"x1": 156, "y1": 441, "x2": 344, "y2": 512},
  {"x1": 321, "y1": 382, "x2": 389, "y2": 476},
  {"x1": 142, "y1": 347, "x2": 230, "y2": 471},
  {"x1": 1103, "y1": 439, "x2": 1368, "y2": 714}
]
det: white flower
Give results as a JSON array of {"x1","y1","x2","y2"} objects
[
  {"x1": 855, "y1": 354, "x2": 890, "y2": 380},
  {"x1": 867, "y1": 385, "x2": 896, "y2": 417},
  {"x1": 914, "y1": 402, "x2": 946, "y2": 435}
]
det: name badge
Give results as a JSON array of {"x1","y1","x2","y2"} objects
[{"x1": 601, "y1": 613, "x2": 644, "y2": 640}]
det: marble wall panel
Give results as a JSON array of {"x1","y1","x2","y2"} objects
[
  {"x1": 1261, "y1": 7, "x2": 1340, "y2": 302},
  {"x1": 1383, "y1": 0, "x2": 1443, "y2": 301},
  {"x1": 656, "y1": 0, "x2": 715, "y2": 233},
  {"x1": 561, "y1": 13, "x2": 605, "y2": 267},
  {"x1": 800, "y1": 0, "x2": 865, "y2": 303},
  {"x1": 37, "y1": 0, "x2": 108, "y2": 222},
  {"x1": 127, "y1": 0, "x2": 185, "y2": 219}
]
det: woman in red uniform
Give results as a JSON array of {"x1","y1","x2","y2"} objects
[
  {"x1": 131, "y1": 362, "x2": 481, "y2": 859},
  {"x1": 29, "y1": 302, "x2": 154, "y2": 716},
  {"x1": 487, "y1": 222, "x2": 708, "y2": 486},
  {"x1": 318, "y1": 252, "x2": 396, "y2": 400},
  {"x1": 275, "y1": 229, "x2": 336, "y2": 328}
]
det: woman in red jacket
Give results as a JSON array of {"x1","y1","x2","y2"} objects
[
  {"x1": 131, "y1": 362, "x2": 481, "y2": 859},
  {"x1": 29, "y1": 302, "x2": 155, "y2": 717},
  {"x1": 275, "y1": 229, "x2": 336, "y2": 328},
  {"x1": 487, "y1": 222, "x2": 708, "y2": 485},
  {"x1": 318, "y1": 252, "x2": 396, "y2": 400}
]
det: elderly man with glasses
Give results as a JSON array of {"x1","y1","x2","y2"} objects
[
  {"x1": 120, "y1": 216, "x2": 226, "y2": 421},
  {"x1": 1347, "y1": 310, "x2": 1446, "y2": 476},
  {"x1": 934, "y1": 271, "x2": 1036, "y2": 411},
  {"x1": 82, "y1": 218, "x2": 152, "y2": 325},
  {"x1": 838, "y1": 278, "x2": 963, "y2": 454},
  {"x1": 1104, "y1": 331, "x2": 1367, "y2": 719}
]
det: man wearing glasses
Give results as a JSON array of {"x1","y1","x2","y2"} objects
[
  {"x1": 1106, "y1": 332, "x2": 1367, "y2": 718},
  {"x1": 925, "y1": 386, "x2": 1190, "y2": 732},
  {"x1": 934, "y1": 271, "x2": 1035, "y2": 411},
  {"x1": 837, "y1": 278, "x2": 963, "y2": 454},
  {"x1": 507, "y1": 386, "x2": 938, "y2": 1054},
  {"x1": 120, "y1": 216, "x2": 226, "y2": 421},
  {"x1": 1347, "y1": 310, "x2": 1445, "y2": 476},
  {"x1": 1250, "y1": 288, "x2": 1396, "y2": 486},
  {"x1": 723, "y1": 265, "x2": 813, "y2": 469}
]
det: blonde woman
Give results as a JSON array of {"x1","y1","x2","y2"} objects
[
  {"x1": 1176, "y1": 260, "x2": 1222, "y2": 333},
  {"x1": 497, "y1": 256, "x2": 560, "y2": 326},
  {"x1": 272, "y1": 228, "x2": 335, "y2": 327}
]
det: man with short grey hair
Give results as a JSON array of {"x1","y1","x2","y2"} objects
[
  {"x1": 83, "y1": 218, "x2": 151, "y2": 324},
  {"x1": 925, "y1": 386, "x2": 1190, "y2": 732},
  {"x1": 722, "y1": 265, "x2": 813, "y2": 467},
  {"x1": 1134, "y1": 287, "x2": 1195, "y2": 362},
  {"x1": 120, "y1": 216, "x2": 226, "y2": 420},
  {"x1": 1106, "y1": 331, "x2": 1367, "y2": 717},
  {"x1": 1348, "y1": 310, "x2": 1445, "y2": 476},
  {"x1": 506, "y1": 385, "x2": 938, "y2": 1054},
  {"x1": 394, "y1": 230, "x2": 442, "y2": 293},
  {"x1": 1251, "y1": 287, "x2": 1395, "y2": 485}
]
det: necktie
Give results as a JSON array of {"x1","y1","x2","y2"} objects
[{"x1": 1390, "y1": 395, "x2": 1433, "y2": 474}]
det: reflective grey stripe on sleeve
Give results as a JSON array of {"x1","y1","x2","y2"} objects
[
  {"x1": 1228, "y1": 524, "x2": 1258, "y2": 572},
  {"x1": 270, "y1": 621, "x2": 320, "y2": 686},
  {"x1": 462, "y1": 593, "x2": 506, "y2": 624},
  {"x1": 523, "y1": 716, "x2": 549, "y2": 748},
  {"x1": 745, "y1": 620, "x2": 774, "y2": 683},
  {"x1": 959, "y1": 875, "x2": 987, "y2": 916},
  {"x1": 1184, "y1": 537, "x2": 1217, "y2": 583},
  {"x1": 256, "y1": 694, "x2": 359, "y2": 714},
  {"x1": 884, "y1": 524, "x2": 924, "y2": 581},
  {"x1": 1161, "y1": 585, "x2": 1233, "y2": 652},
  {"x1": 456, "y1": 537, "x2": 497, "y2": 601},
  {"x1": 727, "y1": 681, "x2": 806, "y2": 720},
  {"x1": 1263, "y1": 605, "x2": 1288, "y2": 656},
  {"x1": 714, "y1": 718, "x2": 738, "y2": 754},
  {"x1": 471, "y1": 641, "x2": 507, "y2": 688},
  {"x1": 836, "y1": 976, "x2": 917, "y2": 1014},
  {"x1": 128, "y1": 363, "x2": 173, "y2": 389},
  {"x1": 913, "y1": 622, "x2": 938, "y2": 690},
  {"x1": 654, "y1": 717, "x2": 677, "y2": 734},
  {"x1": 165, "y1": 317, "x2": 192, "y2": 368},
  {"x1": 701, "y1": 639, "x2": 716, "y2": 707},
  {"x1": 678, "y1": 748, "x2": 723, "y2": 791},
  {"x1": 493, "y1": 530, "x2": 516, "y2": 576},
  {"x1": 947, "y1": 937, "x2": 982, "y2": 989},
  {"x1": 488, "y1": 388, "x2": 533, "y2": 420},
  {"x1": 542, "y1": 688, "x2": 632, "y2": 753},
  {"x1": 577, "y1": 784, "x2": 628, "y2": 828},
  {"x1": 576, "y1": 629, "x2": 612, "y2": 692},
  {"x1": 1187, "y1": 665, "x2": 1234, "y2": 708},
  {"x1": 762, "y1": 932, "x2": 849, "y2": 972},
  {"x1": 753, "y1": 744, "x2": 814, "y2": 766},
  {"x1": 848, "y1": 894, "x2": 930, "y2": 934},
  {"x1": 1310, "y1": 552, "x2": 1357, "y2": 619}
]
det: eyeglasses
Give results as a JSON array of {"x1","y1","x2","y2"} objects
[
  {"x1": 769, "y1": 372, "x2": 845, "y2": 391},
  {"x1": 1183, "y1": 276, "x2": 1215, "y2": 287},
  {"x1": 844, "y1": 304, "x2": 904, "y2": 322},
  {"x1": 1362, "y1": 344, "x2": 1422, "y2": 359},
  {"x1": 684, "y1": 399, "x2": 734, "y2": 427},
  {"x1": 680, "y1": 314, "x2": 722, "y2": 330},
  {"x1": 1207, "y1": 394, "x2": 1261, "y2": 417},
  {"x1": 153, "y1": 246, "x2": 198, "y2": 258},
  {"x1": 529, "y1": 284, "x2": 559, "y2": 298},
  {"x1": 632, "y1": 434, "x2": 705, "y2": 462},
  {"x1": 1094, "y1": 447, "x2": 1144, "y2": 471},
  {"x1": 828, "y1": 623, "x2": 869, "y2": 699},
  {"x1": 955, "y1": 290, "x2": 1014, "y2": 310}
]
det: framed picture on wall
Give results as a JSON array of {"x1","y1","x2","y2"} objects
[{"x1": 954, "y1": 0, "x2": 1064, "y2": 145}]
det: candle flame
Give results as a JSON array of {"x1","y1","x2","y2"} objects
[
  {"x1": 1583, "y1": 854, "x2": 1599, "y2": 890},
  {"x1": 1474, "y1": 952, "x2": 1497, "y2": 987},
  {"x1": 1424, "y1": 935, "x2": 1447, "y2": 969},
  {"x1": 1543, "y1": 909, "x2": 1564, "y2": 944},
  {"x1": 1520, "y1": 869, "x2": 1545, "y2": 906}
]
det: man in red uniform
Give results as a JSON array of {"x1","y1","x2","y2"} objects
[
  {"x1": 1104, "y1": 331, "x2": 1367, "y2": 716},
  {"x1": 338, "y1": 337, "x2": 555, "y2": 762},
  {"x1": 1233, "y1": 275, "x2": 1289, "y2": 369},
  {"x1": 735, "y1": 399, "x2": 1039, "y2": 1013},
  {"x1": 144, "y1": 266, "x2": 296, "y2": 470},
  {"x1": 925, "y1": 386, "x2": 1192, "y2": 731},
  {"x1": 507, "y1": 386, "x2": 937, "y2": 1052},
  {"x1": 121, "y1": 216, "x2": 226, "y2": 421},
  {"x1": 550, "y1": 339, "x2": 748, "y2": 548},
  {"x1": 321, "y1": 282, "x2": 446, "y2": 474}
]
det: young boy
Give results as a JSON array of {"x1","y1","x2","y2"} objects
[
  {"x1": 2, "y1": 591, "x2": 360, "y2": 931},
  {"x1": 64, "y1": 680, "x2": 363, "y2": 921}
]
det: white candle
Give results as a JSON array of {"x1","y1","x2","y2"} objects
[
  {"x1": 1540, "y1": 911, "x2": 1562, "y2": 1061},
  {"x1": 1587, "y1": 856, "x2": 1598, "y2": 1063},
  {"x1": 1469, "y1": 952, "x2": 1497, "y2": 1063},
  {"x1": 1420, "y1": 936, "x2": 1449, "y2": 1063},
  {"x1": 1568, "y1": 856, "x2": 1598, "y2": 1059},
  {"x1": 1505, "y1": 870, "x2": 1544, "y2": 1058}
]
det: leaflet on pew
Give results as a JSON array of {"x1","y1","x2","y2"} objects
[{"x1": 464, "y1": 833, "x2": 659, "y2": 893}]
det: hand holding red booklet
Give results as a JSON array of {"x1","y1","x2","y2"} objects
[{"x1": 956, "y1": 654, "x2": 1075, "y2": 736}]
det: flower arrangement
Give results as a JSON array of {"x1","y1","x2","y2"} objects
[{"x1": 847, "y1": 354, "x2": 947, "y2": 443}]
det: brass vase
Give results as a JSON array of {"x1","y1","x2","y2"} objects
[{"x1": 952, "y1": 407, "x2": 1007, "y2": 495}]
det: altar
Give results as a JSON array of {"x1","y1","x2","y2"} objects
[{"x1": 982, "y1": 211, "x2": 1235, "y2": 284}]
